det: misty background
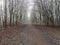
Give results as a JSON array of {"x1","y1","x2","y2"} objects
[{"x1": 0, "y1": 0, "x2": 60, "y2": 27}]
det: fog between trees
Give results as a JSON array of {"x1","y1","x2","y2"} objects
[{"x1": 0, "y1": 0, "x2": 60, "y2": 27}]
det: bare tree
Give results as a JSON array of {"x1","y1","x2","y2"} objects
[{"x1": 3, "y1": 0, "x2": 7, "y2": 27}]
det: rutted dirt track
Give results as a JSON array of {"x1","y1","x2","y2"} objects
[{"x1": 0, "y1": 25, "x2": 60, "y2": 45}]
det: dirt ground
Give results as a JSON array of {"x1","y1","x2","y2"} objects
[{"x1": 0, "y1": 25, "x2": 60, "y2": 45}]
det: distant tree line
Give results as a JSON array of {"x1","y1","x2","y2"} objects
[
  {"x1": 1, "y1": 0, "x2": 25, "y2": 27},
  {"x1": 0, "y1": 0, "x2": 60, "y2": 27},
  {"x1": 32, "y1": 0, "x2": 60, "y2": 26}
]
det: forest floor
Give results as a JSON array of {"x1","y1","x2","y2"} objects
[{"x1": 0, "y1": 24, "x2": 60, "y2": 45}]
